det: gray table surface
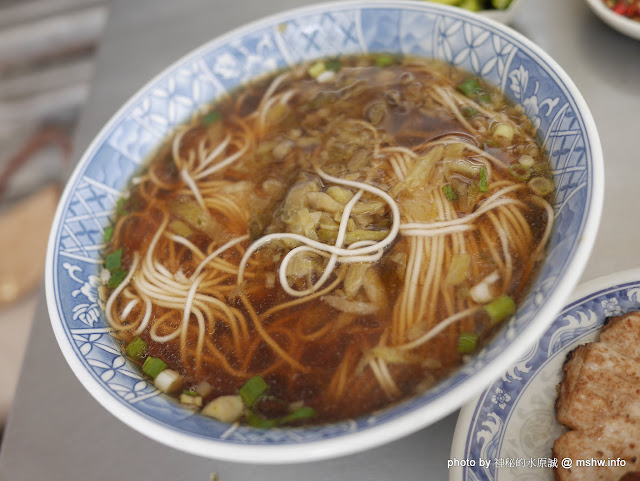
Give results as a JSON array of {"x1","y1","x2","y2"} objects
[{"x1": 1, "y1": 0, "x2": 638, "y2": 479}]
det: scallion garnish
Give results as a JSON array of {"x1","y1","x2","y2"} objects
[
  {"x1": 107, "y1": 269, "x2": 127, "y2": 289},
  {"x1": 457, "y1": 78, "x2": 480, "y2": 97},
  {"x1": 245, "y1": 405, "x2": 316, "y2": 428},
  {"x1": 461, "y1": 106, "x2": 478, "y2": 118},
  {"x1": 116, "y1": 197, "x2": 129, "y2": 216},
  {"x1": 325, "y1": 58, "x2": 342, "y2": 72},
  {"x1": 105, "y1": 247, "x2": 127, "y2": 288},
  {"x1": 456, "y1": 78, "x2": 490, "y2": 104},
  {"x1": 103, "y1": 226, "x2": 114, "y2": 243},
  {"x1": 237, "y1": 375, "x2": 317, "y2": 427},
  {"x1": 239, "y1": 375, "x2": 268, "y2": 407},
  {"x1": 485, "y1": 294, "x2": 516, "y2": 325},
  {"x1": 509, "y1": 164, "x2": 531, "y2": 182},
  {"x1": 279, "y1": 406, "x2": 317, "y2": 424},
  {"x1": 202, "y1": 110, "x2": 221, "y2": 126},
  {"x1": 105, "y1": 247, "x2": 123, "y2": 272},
  {"x1": 375, "y1": 54, "x2": 394, "y2": 68},
  {"x1": 308, "y1": 61, "x2": 326, "y2": 79},
  {"x1": 142, "y1": 356, "x2": 167, "y2": 378},
  {"x1": 126, "y1": 336, "x2": 147, "y2": 360},
  {"x1": 528, "y1": 177, "x2": 554, "y2": 196},
  {"x1": 182, "y1": 390, "x2": 199, "y2": 396},
  {"x1": 479, "y1": 167, "x2": 488, "y2": 192},
  {"x1": 245, "y1": 409, "x2": 278, "y2": 429},
  {"x1": 457, "y1": 332, "x2": 479, "y2": 354},
  {"x1": 442, "y1": 183, "x2": 458, "y2": 201}
]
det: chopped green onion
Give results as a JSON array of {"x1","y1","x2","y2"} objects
[
  {"x1": 485, "y1": 294, "x2": 516, "y2": 325},
  {"x1": 528, "y1": 177, "x2": 555, "y2": 196},
  {"x1": 116, "y1": 197, "x2": 129, "y2": 216},
  {"x1": 479, "y1": 167, "x2": 488, "y2": 192},
  {"x1": 518, "y1": 154, "x2": 535, "y2": 167},
  {"x1": 245, "y1": 406, "x2": 316, "y2": 428},
  {"x1": 238, "y1": 376, "x2": 318, "y2": 427},
  {"x1": 279, "y1": 406, "x2": 317, "y2": 424},
  {"x1": 202, "y1": 110, "x2": 221, "y2": 126},
  {"x1": 103, "y1": 226, "x2": 114, "y2": 243},
  {"x1": 239, "y1": 375, "x2": 268, "y2": 407},
  {"x1": 531, "y1": 162, "x2": 551, "y2": 176},
  {"x1": 107, "y1": 269, "x2": 127, "y2": 289},
  {"x1": 180, "y1": 392, "x2": 203, "y2": 407},
  {"x1": 375, "y1": 54, "x2": 394, "y2": 68},
  {"x1": 245, "y1": 409, "x2": 278, "y2": 429},
  {"x1": 509, "y1": 164, "x2": 531, "y2": 182},
  {"x1": 457, "y1": 332, "x2": 479, "y2": 354},
  {"x1": 126, "y1": 337, "x2": 147, "y2": 360},
  {"x1": 105, "y1": 247, "x2": 126, "y2": 288},
  {"x1": 442, "y1": 183, "x2": 458, "y2": 201},
  {"x1": 461, "y1": 106, "x2": 478, "y2": 118},
  {"x1": 457, "y1": 78, "x2": 490, "y2": 103},
  {"x1": 325, "y1": 59, "x2": 342, "y2": 72},
  {"x1": 142, "y1": 356, "x2": 167, "y2": 378},
  {"x1": 478, "y1": 92, "x2": 491, "y2": 104},
  {"x1": 105, "y1": 247, "x2": 123, "y2": 272},
  {"x1": 457, "y1": 78, "x2": 481, "y2": 97},
  {"x1": 492, "y1": 123, "x2": 514, "y2": 144},
  {"x1": 308, "y1": 61, "x2": 326, "y2": 78}
]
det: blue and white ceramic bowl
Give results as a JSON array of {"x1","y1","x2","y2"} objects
[
  {"x1": 45, "y1": 1, "x2": 603, "y2": 464},
  {"x1": 450, "y1": 269, "x2": 640, "y2": 481}
]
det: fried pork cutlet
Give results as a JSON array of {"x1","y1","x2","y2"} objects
[{"x1": 553, "y1": 311, "x2": 640, "y2": 481}]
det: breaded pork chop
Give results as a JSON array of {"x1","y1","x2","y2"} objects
[
  {"x1": 556, "y1": 343, "x2": 640, "y2": 430},
  {"x1": 600, "y1": 312, "x2": 640, "y2": 360},
  {"x1": 553, "y1": 417, "x2": 640, "y2": 481},
  {"x1": 554, "y1": 312, "x2": 640, "y2": 481}
]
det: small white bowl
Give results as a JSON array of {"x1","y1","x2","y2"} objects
[{"x1": 585, "y1": 0, "x2": 640, "y2": 40}]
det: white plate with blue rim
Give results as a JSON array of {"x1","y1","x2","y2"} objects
[{"x1": 449, "y1": 269, "x2": 640, "y2": 481}]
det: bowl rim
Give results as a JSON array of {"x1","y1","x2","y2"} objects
[
  {"x1": 45, "y1": 0, "x2": 604, "y2": 464},
  {"x1": 584, "y1": 0, "x2": 640, "y2": 40}
]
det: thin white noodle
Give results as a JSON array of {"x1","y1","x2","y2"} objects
[
  {"x1": 120, "y1": 299, "x2": 138, "y2": 320},
  {"x1": 194, "y1": 141, "x2": 249, "y2": 179},
  {"x1": 133, "y1": 298, "x2": 153, "y2": 336},
  {"x1": 192, "y1": 234, "x2": 249, "y2": 279},
  {"x1": 105, "y1": 253, "x2": 140, "y2": 328},
  {"x1": 396, "y1": 307, "x2": 480, "y2": 351},
  {"x1": 196, "y1": 134, "x2": 231, "y2": 173}
]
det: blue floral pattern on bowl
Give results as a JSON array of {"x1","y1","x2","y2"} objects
[
  {"x1": 46, "y1": 1, "x2": 602, "y2": 462},
  {"x1": 451, "y1": 271, "x2": 640, "y2": 481}
]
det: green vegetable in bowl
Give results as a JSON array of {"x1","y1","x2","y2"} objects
[{"x1": 425, "y1": 0, "x2": 513, "y2": 11}]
